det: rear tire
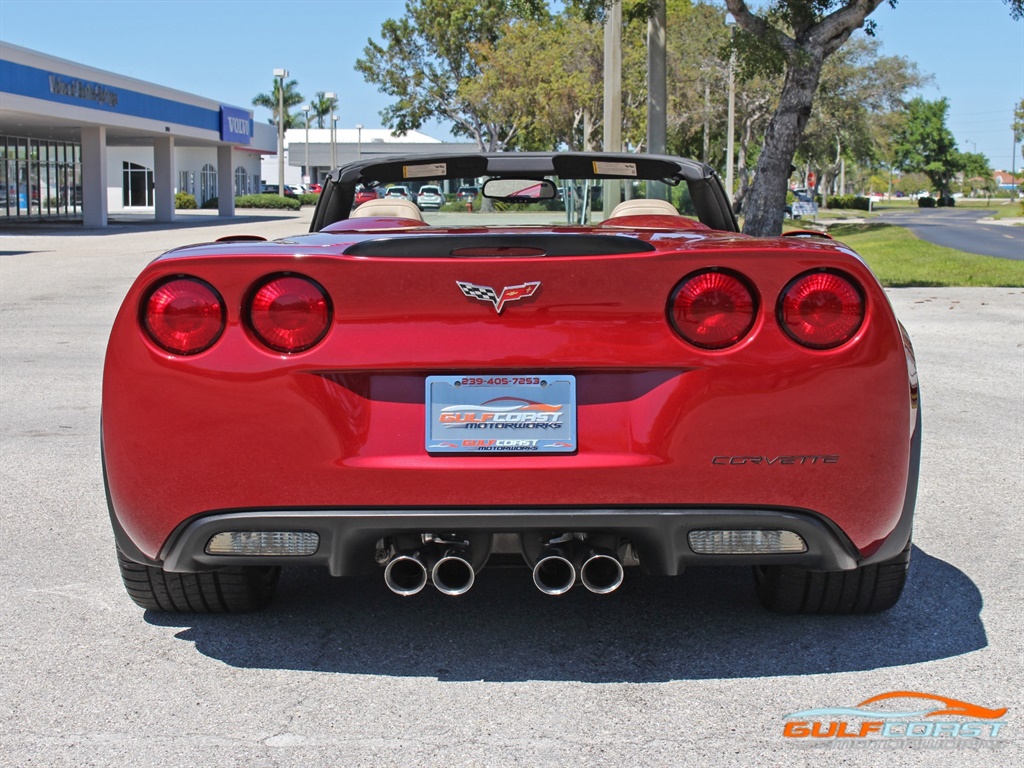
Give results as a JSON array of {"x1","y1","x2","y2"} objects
[
  {"x1": 753, "y1": 540, "x2": 911, "y2": 614},
  {"x1": 116, "y1": 546, "x2": 280, "y2": 613}
]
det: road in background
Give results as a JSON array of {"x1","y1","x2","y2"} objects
[
  {"x1": 871, "y1": 207, "x2": 1024, "y2": 260},
  {"x1": 1, "y1": 212, "x2": 1021, "y2": 767}
]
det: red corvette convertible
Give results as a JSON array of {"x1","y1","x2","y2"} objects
[{"x1": 103, "y1": 153, "x2": 920, "y2": 614}]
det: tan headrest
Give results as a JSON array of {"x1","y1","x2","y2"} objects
[
  {"x1": 608, "y1": 198, "x2": 680, "y2": 219},
  {"x1": 351, "y1": 198, "x2": 425, "y2": 221}
]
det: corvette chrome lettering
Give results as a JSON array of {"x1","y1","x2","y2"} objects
[
  {"x1": 712, "y1": 455, "x2": 840, "y2": 465},
  {"x1": 457, "y1": 280, "x2": 541, "y2": 314}
]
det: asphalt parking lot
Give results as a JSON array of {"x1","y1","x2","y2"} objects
[{"x1": 1, "y1": 210, "x2": 1021, "y2": 767}]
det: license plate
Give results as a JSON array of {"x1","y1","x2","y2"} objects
[{"x1": 426, "y1": 375, "x2": 577, "y2": 454}]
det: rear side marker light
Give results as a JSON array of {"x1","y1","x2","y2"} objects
[
  {"x1": 669, "y1": 269, "x2": 757, "y2": 349},
  {"x1": 206, "y1": 531, "x2": 320, "y2": 556},
  {"x1": 779, "y1": 270, "x2": 864, "y2": 349},
  {"x1": 142, "y1": 277, "x2": 225, "y2": 355},
  {"x1": 248, "y1": 275, "x2": 331, "y2": 353},
  {"x1": 688, "y1": 530, "x2": 807, "y2": 555}
]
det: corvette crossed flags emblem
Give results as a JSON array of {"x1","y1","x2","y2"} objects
[{"x1": 457, "y1": 280, "x2": 541, "y2": 314}]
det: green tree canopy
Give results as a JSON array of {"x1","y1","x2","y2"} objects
[
  {"x1": 310, "y1": 92, "x2": 338, "y2": 130},
  {"x1": 892, "y1": 97, "x2": 961, "y2": 195},
  {"x1": 958, "y1": 151, "x2": 993, "y2": 180},
  {"x1": 252, "y1": 78, "x2": 305, "y2": 129},
  {"x1": 464, "y1": 15, "x2": 604, "y2": 151},
  {"x1": 796, "y1": 35, "x2": 926, "y2": 202},
  {"x1": 355, "y1": 0, "x2": 523, "y2": 151}
]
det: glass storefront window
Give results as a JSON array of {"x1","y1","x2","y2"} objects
[
  {"x1": 0, "y1": 135, "x2": 82, "y2": 220},
  {"x1": 200, "y1": 163, "x2": 217, "y2": 205},
  {"x1": 234, "y1": 166, "x2": 248, "y2": 196}
]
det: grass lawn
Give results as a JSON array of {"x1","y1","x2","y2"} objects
[
  {"x1": 826, "y1": 223, "x2": 1024, "y2": 287},
  {"x1": 987, "y1": 204, "x2": 1024, "y2": 221}
]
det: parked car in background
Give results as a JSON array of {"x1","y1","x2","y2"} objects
[
  {"x1": 307, "y1": 183, "x2": 322, "y2": 194},
  {"x1": 784, "y1": 188, "x2": 815, "y2": 219},
  {"x1": 260, "y1": 184, "x2": 298, "y2": 198},
  {"x1": 354, "y1": 186, "x2": 379, "y2": 207},
  {"x1": 385, "y1": 185, "x2": 415, "y2": 204},
  {"x1": 455, "y1": 185, "x2": 479, "y2": 201},
  {"x1": 416, "y1": 185, "x2": 445, "y2": 210},
  {"x1": 104, "y1": 151, "x2": 920, "y2": 616}
]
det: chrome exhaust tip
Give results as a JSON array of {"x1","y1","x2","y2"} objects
[
  {"x1": 532, "y1": 551, "x2": 576, "y2": 595},
  {"x1": 384, "y1": 553, "x2": 429, "y2": 596},
  {"x1": 580, "y1": 551, "x2": 624, "y2": 594},
  {"x1": 431, "y1": 549, "x2": 476, "y2": 596}
]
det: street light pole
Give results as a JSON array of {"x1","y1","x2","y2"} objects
[
  {"x1": 273, "y1": 68, "x2": 288, "y2": 198},
  {"x1": 601, "y1": 0, "x2": 622, "y2": 221},
  {"x1": 356, "y1": 124, "x2": 363, "y2": 160},
  {"x1": 324, "y1": 92, "x2": 337, "y2": 170},
  {"x1": 300, "y1": 103, "x2": 310, "y2": 187},
  {"x1": 646, "y1": 0, "x2": 666, "y2": 202},
  {"x1": 332, "y1": 116, "x2": 338, "y2": 169},
  {"x1": 725, "y1": 13, "x2": 736, "y2": 205}
]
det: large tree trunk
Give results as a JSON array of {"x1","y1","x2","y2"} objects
[
  {"x1": 741, "y1": 59, "x2": 822, "y2": 236},
  {"x1": 726, "y1": 0, "x2": 887, "y2": 236}
]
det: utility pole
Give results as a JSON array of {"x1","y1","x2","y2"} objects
[
  {"x1": 301, "y1": 104, "x2": 310, "y2": 186},
  {"x1": 602, "y1": 0, "x2": 622, "y2": 220},
  {"x1": 725, "y1": 13, "x2": 736, "y2": 204},
  {"x1": 647, "y1": 1, "x2": 667, "y2": 201},
  {"x1": 273, "y1": 68, "x2": 288, "y2": 197},
  {"x1": 325, "y1": 92, "x2": 337, "y2": 170}
]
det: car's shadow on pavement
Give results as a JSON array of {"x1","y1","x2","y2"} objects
[{"x1": 147, "y1": 545, "x2": 986, "y2": 682}]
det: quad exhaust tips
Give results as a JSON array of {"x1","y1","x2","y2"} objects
[
  {"x1": 532, "y1": 546, "x2": 625, "y2": 595},
  {"x1": 384, "y1": 546, "x2": 475, "y2": 596},
  {"x1": 384, "y1": 539, "x2": 625, "y2": 596}
]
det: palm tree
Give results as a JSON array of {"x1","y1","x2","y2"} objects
[
  {"x1": 252, "y1": 78, "x2": 305, "y2": 129},
  {"x1": 311, "y1": 91, "x2": 338, "y2": 129}
]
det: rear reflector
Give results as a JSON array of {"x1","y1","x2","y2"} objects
[
  {"x1": 142, "y1": 277, "x2": 225, "y2": 355},
  {"x1": 669, "y1": 270, "x2": 757, "y2": 349},
  {"x1": 248, "y1": 274, "x2": 331, "y2": 353},
  {"x1": 779, "y1": 270, "x2": 864, "y2": 349},
  {"x1": 688, "y1": 530, "x2": 807, "y2": 555},
  {"x1": 205, "y1": 531, "x2": 319, "y2": 556}
]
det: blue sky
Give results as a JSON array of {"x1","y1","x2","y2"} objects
[{"x1": 1, "y1": 0, "x2": 1021, "y2": 171}]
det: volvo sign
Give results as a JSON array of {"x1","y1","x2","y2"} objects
[{"x1": 220, "y1": 106, "x2": 252, "y2": 144}]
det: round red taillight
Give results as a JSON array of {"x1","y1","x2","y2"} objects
[
  {"x1": 779, "y1": 270, "x2": 864, "y2": 349},
  {"x1": 142, "y1": 277, "x2": 224, "y2": 355},
  {"x1": 669, "y1": 270, "x2": 757, "y2": 349},
  {"x1": 248, "y1": 275, "x2": 331, "y2": 353}
]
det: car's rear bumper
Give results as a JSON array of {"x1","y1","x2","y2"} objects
[{"x1": 133, "y1": 504, "x2": 915, "y2": 577}]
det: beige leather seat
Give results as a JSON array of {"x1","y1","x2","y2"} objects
[
  {"x1": 350, "y1": 197, "x2": 425, "y2": 221},
  {"x1": 608, "y1": 198, "x2": 679, "y2": 219}
]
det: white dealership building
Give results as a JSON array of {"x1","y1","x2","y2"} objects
[{"x1": 0, "y1": 42, "x2": 277, "y2": 227}]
